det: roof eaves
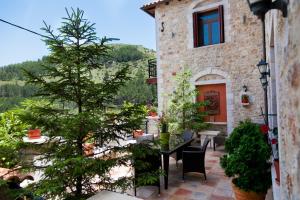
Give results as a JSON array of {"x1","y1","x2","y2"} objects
[{"x1": 141, "y1": 0, "x2": 171, "y2": 18}]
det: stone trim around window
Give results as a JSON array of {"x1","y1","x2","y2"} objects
[{"x1": 187, "y1": 0, "x2": 230, "y2": 49}]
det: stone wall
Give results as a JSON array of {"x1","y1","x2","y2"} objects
[
  {"x1": 154, "y1": 0, "x2": 265, "y2": 134},
  {"x1": 265, "y1": 1, "x2": 300, "y2": 199}
]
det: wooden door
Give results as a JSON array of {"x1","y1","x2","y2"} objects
[{"x1": 197, "y1": 84, "x2": 227, "y2": 123}]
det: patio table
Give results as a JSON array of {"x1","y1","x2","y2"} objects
[
  {"x1": 198, "y1": 130, "x2": 221, "y2": 147},
  {"x1": 160, "y1": 138, "x2": 194, "y2": 189}
]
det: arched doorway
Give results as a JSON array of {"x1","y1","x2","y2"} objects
[{"x1": 192, "y1": 67, "x2": 233, "y2": 135}]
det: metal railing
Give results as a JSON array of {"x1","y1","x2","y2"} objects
[{"x1": 148, "y1": 59, "x2": 157, "y2": 78}]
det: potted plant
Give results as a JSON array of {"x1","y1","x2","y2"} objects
[
  {"x1": 241, "y1": 94, "x2": 250, "y2": 106},
  {"x1": 167, "y1": 70, "x2": 208, "y2": 145},
  {"x1": 27, "y1": 128, "x2": 41, "y2": 139},
  {"x1": 148, "y1": 106, "x2": 157, "y2": 117},
  {"x1": 159, "y1": 113, "x2": 170, "y2": 149},
  {"x1": 83, "y1": 132, "x2": 95, "y2": 156},
  {"x1": 270, "y1": 127, "x2": 280, "y2": 184},
  {"x1": 220, "y1": 120, "x2": 272, "y2": 200}
]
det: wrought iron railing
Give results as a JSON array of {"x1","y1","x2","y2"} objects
[{"x1": 148, "y1": 59, "x2": 157, "y2": 78}]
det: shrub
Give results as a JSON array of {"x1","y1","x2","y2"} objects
[
  {"x1": 0, "y1": 109, "x2": 29, "y2": 168},
  {"x1": 220, "y1": 120, "x2": 272, "y2": 193}
]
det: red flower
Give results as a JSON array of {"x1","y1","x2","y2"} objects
[
  {"x1": 271, "y1": 138, "x2": 278, "y2": 144},
  {"x1": 260, "y1": 124, "x2": 269, "y2": 134}
]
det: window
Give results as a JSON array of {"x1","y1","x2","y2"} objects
[{"x1": 193, "y1": 6, "x2": 224, "y2": 47}]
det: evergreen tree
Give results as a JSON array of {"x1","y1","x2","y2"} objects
[
  {"x1": 21, "y1": 8, "x2": 147, "y2": 199},
  {"x1": 168, "y1": 70, "x2": 208, "y2": 134}
]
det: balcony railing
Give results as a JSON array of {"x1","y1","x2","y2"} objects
[
  {"x1": 148, "y1": 59, "x2": 157, "y2": 78},
  {"x1": 147, "y1": 59, "x2": 157, "y2": 84}
]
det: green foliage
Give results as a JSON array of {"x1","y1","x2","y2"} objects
[
  {"x1": 160, "y1": 132, "x2": 170, "y2": 147},
  {"x1": 0, "y1": 84, "x2": 37, "y2": 98},
  {"x1": 115, "y1": 68, "x2": 155, "y2": 105},
  {"x1": 111, "y1": 45, "x2": 144, "y2": 62},
  {"x1": 20, "y1": 8, "x2": 151, "y2": 199},
  {"x1": 0, "y1": 44, "x2": 154, "y2": 112},
  {"x1": 220, "y1": 120, "x2": 272, "y2": 193},
  {"x1": 0, "y1": 59, "x2": 46, "y2": 81},
  {"x1": 0, "y1": 181, "x2": 18, "y2": 200},
  {"x1": 0, "y1": 97, "x2": 25, "y2": 113},
  {"x1": 0, "y1": 107, "x2": 31, "y2": 200},
  {"x1": 167, "y1": 70, "x2": 208, "y2": 135},
  {"x1": 0, "y1": 180, "x2": 32, "y2": 200},
  {"x1": 0, "y1": 108, "x2": 29, "y2": 168},
  {"x1": 0, "y1": 83, "x2": 38, "y2": 113},
  {"x1": 131, "y1": 142, "x2": 163, "y2": 187}
]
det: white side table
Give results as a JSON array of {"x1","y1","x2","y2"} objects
[{"x1": 198, "y1": 131, "x2": 221, "y2": 147}]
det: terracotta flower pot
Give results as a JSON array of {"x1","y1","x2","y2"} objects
[
  {"x1": 274, "y1": 159, "x2": 280, "y2": 185},
  {"x1": 28, "y1": 129, "x2": 41, "y2": 139},
  {"x1": 232, "y1": 182, "x2": 266, "y2": 200},
  {"x1": 148, "y1": 111, "x2": 157, "y2": 117},
  {"x1": 84, "y1": 143, "x2": 94, "y2": 156},
  {"x1": 241, "y1": 95, "x2": 250, "y2": 105},
  {"x1": 133, "y1": 130, "x2": 144, "y2": 138}
]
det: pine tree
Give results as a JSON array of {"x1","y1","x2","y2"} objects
[
  {"x1": 21, "y1": 8, "x2": 147, "y2": 199},
  {"x1": 168, "y1": 70, "x2": 208, "y2": 135}
]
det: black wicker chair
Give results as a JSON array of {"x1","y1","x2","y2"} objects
[
  {"x1": 134, "y1": 151, "x2": 161, "y2": 196},
  {"x1": 171, "y1": 130, "x2": 194, "y2": 167},
  {"x1": 182, "y1": 136, "x2": 211, "y2": 180},
  {"x1": 213, "y1": 135, "x2": 227, "y2": 151}
]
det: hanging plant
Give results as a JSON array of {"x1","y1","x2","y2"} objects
[
  {"x1": 241, "y1": 94, "x2": 250, "y2": 106},
  {"x1": 148, "y1": 106, "x2": 157, "y2": 117}
]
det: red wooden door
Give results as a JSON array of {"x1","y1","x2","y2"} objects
[{"x1": 197, "y1": 84, "x2": 227, "y2": 123}]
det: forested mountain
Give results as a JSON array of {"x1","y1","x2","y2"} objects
[
  {"x1": 0, "y1": 44, "x2": 156, "y2": 112},
  {"x1": 0, "y1": 59, "x2": 46, "y2": 81}
]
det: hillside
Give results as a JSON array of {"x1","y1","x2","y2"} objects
[{"x1": 0, "y1": 44, "x2": 156, "y2": 112}]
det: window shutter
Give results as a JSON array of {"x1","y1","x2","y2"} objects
[
  {"x1": 193, "y1": 12, "x2": 199, "y2": 48},
  {"x1": 218, "y1": 5, "x2": 224, "y2": 43}
]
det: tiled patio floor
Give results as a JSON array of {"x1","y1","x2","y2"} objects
[
  {"x1": 126, "y1": 145, "x2": 274, "y2": 200},
  {"x1": 129, "y1": 146, "x2": 235, "y2": 200}
]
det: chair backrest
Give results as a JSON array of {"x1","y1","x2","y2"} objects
[
  {"x1": 183, "y1": 130, "x2": 193, "y2": 142},
  {"x1": 201, "y1": 136, "x2": 211, "y2": 152}
]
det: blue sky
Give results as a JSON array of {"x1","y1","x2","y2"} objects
[{"x1": 0, "y1": 0, "x2": 155, "y2": 66}]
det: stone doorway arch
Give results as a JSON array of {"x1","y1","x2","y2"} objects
[{"x1": 191, "y1": 67, "x2": 234, "y2": 134}]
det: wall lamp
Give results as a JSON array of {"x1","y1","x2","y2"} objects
[
  {"x1": 257, "y1": 59, "x2": 270, "y2": 88},
  {"x1": 247, "y1": 0, "x2": 288, "y2": 17},
  {"x1": 247, "y1": 0, "x2": 288, "y2": 128}
]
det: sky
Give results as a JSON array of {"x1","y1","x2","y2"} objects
[{"x1": 0, "y1": 0, "x2": 156, "y2": 66}]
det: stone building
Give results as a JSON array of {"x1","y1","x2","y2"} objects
[
  {"x1": 142, "y1": 0, "x2": 265, "y2": 135},
  {"x1": 142, "y1": 0, "x2": 300, "y2": 199},
  {"x1": 263, "y1": 0, "x2": 300, "y2": 199}
]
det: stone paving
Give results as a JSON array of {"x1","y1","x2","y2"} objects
[
  {"x1": 130, "y1": 146, "x2": 235, "y2": 200},
  {"x1": 111, "y1": 144, "x2": 273, "y2": 200}
]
